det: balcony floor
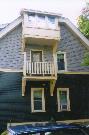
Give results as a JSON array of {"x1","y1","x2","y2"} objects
[{"x1": 23, "y1": 75, "x2": 57, "y2": 81}]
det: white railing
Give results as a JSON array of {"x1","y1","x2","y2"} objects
[
  {"x1": 23, "y1": 52, "x2": 56, "y2": 76},
  {"x1": 26, "y1": 61, "x2": 55, "y2": 76}
]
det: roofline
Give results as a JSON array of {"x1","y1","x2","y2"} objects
[
  {"x1": 0, "y1": 16, "x2": 22, "y2": 39},
  {"x1": 0, "y1": 13, "x2": 89, "y2": 50},
  {"x1": 59, "y1": 17, "x2": 89, "y2": 49},
  {"x1": 20, "y1": 8, "x2": 62, "y2": 17}
]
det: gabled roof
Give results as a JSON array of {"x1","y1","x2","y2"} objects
[
  {"x1": 0, "y1": 16, "x2": 22, "y2": 39},
  {"x1": 0, "y1": 23, "x2": 9, "y2": 31},
  {"x1": 59, "y1": 17, "x2": 89, "y2": 49},
  {"x1": 0, "y1": 12, "x2": 89, "y2": 50}
]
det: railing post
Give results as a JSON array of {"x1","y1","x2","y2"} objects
[{"x1": 23, "y1": 52, "x2": 26, "y2": 76}]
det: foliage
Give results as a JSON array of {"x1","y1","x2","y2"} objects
[
  {"x1": 78, "y1": 15, "x2": 89, "y2": 38},
  {"x1": 81, "y1": 52, "x2": 89, "y2": 66},
  {"x1": 1, "y1": 130, "x2": 8, "y2": 135}
]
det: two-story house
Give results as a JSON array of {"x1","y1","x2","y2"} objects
[{"x1": 0, "y1": 9, "x2": 89, "y2": 132}]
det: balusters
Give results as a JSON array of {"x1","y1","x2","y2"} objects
[{"x1": 25, "y1": 61, "x2": 55, "y2": 76}]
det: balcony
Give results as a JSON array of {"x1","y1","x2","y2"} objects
[
  {"x1": 23, "y1": 51, "x2": 57, "y2": 80},
  {"x1": 23, "y1": 61, "x2": 56, "y2": 80}
]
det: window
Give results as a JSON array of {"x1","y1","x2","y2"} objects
[
  {"x1": 28, "y1": 14, "x2": 36, "y2": 26},
  {"x1": 37, "y1": 15, "x2": 45, "y2": 28},
  {"x1": 57, "y1": 52, "x2": 67, "y2": 72},
  {"x1": 31, "y1": 88, "x2": 45, "y2": 112},
  {"x1": 47, "y1": 16, "x2": 56, "y2": 29},
  {"x1": 57, "y1": 88, "x2": 70, "y2": 112}
]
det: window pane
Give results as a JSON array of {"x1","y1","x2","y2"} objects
[
  {"x1": 28, "y1": 14, "x2": 35, "y2": 26},
  {"x1": 59, "y1": 91, "x2": 67, "y2": 104},
  {"x1": 57, "y1": 54, "x2": 65, "y2": 70},
  {"x1": 34, "y1": 100, "x2": 42, "y2": 110},
  {"x1": 48, "y1": 16, "x2": 55, "y2": 29},
  {"x1": 34, "y1": 90, "x2": 42, "y2": 99},
  {"x1": 59, "y1": 91, "x2": 67, "y2": 110},
  {"x1": 34, "y1": 90, "x2": 42, "y2": 110},
  {"x1": 37, "y1": 15, "x2": 45, "y2": 28}
]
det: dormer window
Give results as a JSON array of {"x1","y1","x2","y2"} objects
[
  {"x1": 28, "y1": 13, "x2": 57, "y2": 29},
  {"x1": 48, "y1": 16, "x2": 56, "y2": 29},
  {"x1": 37, "y1": 15, "x2": 45, "y2": 28},
  {"x1": 28, "y1": 14, "x2": 35, "y2": 26}
]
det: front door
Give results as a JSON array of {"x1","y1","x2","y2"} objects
[
  {"x1": 31, "y1": 51, "x2": 42, "y2": 62},
  {"x1": 31, "y1": 51, "x2": 43, "y2": 74}
]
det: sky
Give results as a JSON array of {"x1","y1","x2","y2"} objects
[{"x1": 0, "y1": 0, "x2": 87, "y2": 25}]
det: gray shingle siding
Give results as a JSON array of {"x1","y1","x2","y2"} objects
[
  {"x1": 0, "y1": 23, "x2": 89, "y2": 72},
  {"x1": 0, "y1": 24, "x2": 23, "y2": 70},
  {"x1": 58, "y1": 24, "x2": 89, "y2": 72}
]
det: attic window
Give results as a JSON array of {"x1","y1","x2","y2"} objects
[
  {"x1": 47, "y1": 16, "x2": 56, "y2": 29},
  {"x1": 28, "y1": 14, "x2": 35, "y2": 26},
  {"x1": 37, "y1": 15, "x2": 45, "y2": 28}
]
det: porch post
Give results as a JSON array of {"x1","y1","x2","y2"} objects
[{"x1": 23, "y1": 52, "x2": 26, "y2": 76}]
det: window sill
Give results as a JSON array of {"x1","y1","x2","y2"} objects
[
  {"x1": 31, "y1": 110, "x2": 46, "y2": 113},
  {"x1": 57, "y1": 109, "x2": 71, "y2": 112},
  {"x1": 57, "y1": 70, "x2": 67, "y2": 73}
]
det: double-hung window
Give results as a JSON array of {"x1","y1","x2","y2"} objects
[
  {"x1": 31, "y1": 88, "x2": 45, "y2": 112},
  {"x1": 57, "y1": 88, "x2": 70, "y2": 112},
  {"x1": 57, "y1": 52, "x2": 67, "y2": 72}
]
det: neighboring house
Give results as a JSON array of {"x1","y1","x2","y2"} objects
[{"x1": 0, "y1": 9, "x2": 89, "y2": 131}]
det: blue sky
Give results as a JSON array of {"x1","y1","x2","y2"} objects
[{"x1": 0, "y1": 0, "x2": 86, "y2": 25}]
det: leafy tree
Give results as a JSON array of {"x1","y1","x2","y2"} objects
[
  {"x1": 81, "y1": 52, "x2": 89, "y2": 66},
  {"x1": 77, "y1": 3, "x2": 89, "y2": 66},
  {"x1": 78, "y1": 15, "x2": 89, "y2": 38}
]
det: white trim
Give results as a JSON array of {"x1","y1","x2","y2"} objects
[
  {"x1": 57, "y1": 88, "x2": 70, "y2": 112},
  {"x1": 0, "y1": 68, "x2": 23, "y2": 72},
  {"x1": 59, "y1": 18, "x2": 89, "y2": 49},
  {"x1": 57, "y1": 51, "x2": 67, "y2": 73},
  {"x1": 0, "y1": 16, "x2": 22, "y2": 39},
  {"x1": 31, "y1": 88, "x2": 45, "y2": 112},
  {"x1": 21, "y1": 9, "x2": 61, "y2": 17}
]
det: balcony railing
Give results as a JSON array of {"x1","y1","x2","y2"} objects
[{"x1": 24, "y1": 61, "x2": 55, "y2": 76}]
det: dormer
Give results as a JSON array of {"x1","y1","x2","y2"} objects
[{"x1": 21, "y1": 9, "x2": 60, "y2": 46}]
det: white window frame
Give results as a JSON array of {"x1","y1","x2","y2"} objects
[
  {"x1": 57, "y1": 88, "x2": 70, "y2": 112},
  {"x1": 31, "y1": 88, "x2": 45, "y2": 112},
  {"x1": 57, "y1": 51, "x2": 67, "y2": 73}
]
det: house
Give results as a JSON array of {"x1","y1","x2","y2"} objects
[{"x1": 0, "y1": 9, "x2": 89, "y2": 132}]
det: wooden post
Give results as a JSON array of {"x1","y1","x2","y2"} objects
[
  {"x1": 23, "y1": 52, "x2": 26, "y2": 76},
  {"x1": 50, "y1": 80, "x2": 56, "y2": 96},
  {"x1": 53, "y1": 42, "x2": 57, "y2": 78},
  {"x1": 22, "y1": 77, "x2": 26, "y2": 96}
]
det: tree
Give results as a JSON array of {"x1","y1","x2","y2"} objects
[
  {"x1": 77, "y1": 3, "x2": 89, "y2": 66},
  {"x1": 78, "y1": 15, "x2": 89, "y2": 38},
  {"x1": 78, "y1": 2, "x2": 89, "y2": 38}
]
